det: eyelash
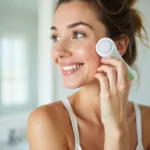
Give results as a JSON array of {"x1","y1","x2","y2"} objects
[
  {"x1": 73, "y1": 31, "x2": 86, "y2": 39},
  {"x1": 50, "y1": 31, "x2": 86, "y2": 42},
  {"x1": 50, "y1": 35, "x2": 58, "y2": 42}
]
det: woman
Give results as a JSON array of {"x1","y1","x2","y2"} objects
[{"x1": 27, "y1": 0, "x2": 150, "y2": 149}]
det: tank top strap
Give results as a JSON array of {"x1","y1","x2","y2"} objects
[
  {"x1": 62, "y1": 98, "x2": 82, "y2": 150},
  {"x1": 133, "y1": 102, "x2": 144, "y2": 150}
]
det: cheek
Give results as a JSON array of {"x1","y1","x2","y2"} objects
[
  {"x1": 77, "y1": 42, "x2": 101, "y2": 74},
  {"x1": 77, "y1": 42, "x2": 99, "y2": 61}
]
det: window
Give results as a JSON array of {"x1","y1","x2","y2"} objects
[
  {"x1": 0, "y1": 37, "x2": 37, "y2": 115},
  {"x1": 0, "y1": 0, "x2": 38, "y2": 115}
]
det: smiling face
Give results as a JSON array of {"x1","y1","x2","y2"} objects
[{"x1": 51, "y1": 1, "x2": 107, "y2": 89}]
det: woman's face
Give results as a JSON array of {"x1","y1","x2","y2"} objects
[{"x1": 51, "y1": 1, "x2": 107, "y2": 89}]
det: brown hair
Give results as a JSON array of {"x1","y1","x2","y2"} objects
[{"x1": 54, "y1": 0, "x2": 148, "y2": 82}]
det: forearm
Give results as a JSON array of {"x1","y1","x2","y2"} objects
[{"x1": 104, "y1": 125, "x2": 129, "y2": 150}]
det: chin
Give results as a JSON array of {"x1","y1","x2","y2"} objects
[
  {"x1": 63, "y1": 81, "x2": 83, "y2": 89},
  {"x1": 63, "y1": 77, "x2": 96, "y2": 89}
]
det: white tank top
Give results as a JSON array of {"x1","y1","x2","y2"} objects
[{"x1": 62, "y1": 98, "x2": 144, "y2": 150}]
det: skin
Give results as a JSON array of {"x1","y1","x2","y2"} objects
[{"x1": 27, "y1": 1, "x2": 150, "y2": 150}]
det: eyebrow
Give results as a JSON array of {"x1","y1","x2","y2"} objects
[{"x1": 51, "y1": 21, "x2": 93, "y2": 31}]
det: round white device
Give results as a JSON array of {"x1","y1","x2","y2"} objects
[
  {"x1": 95, "y1": 37, "x2": 134, "y2": 81},
  {"x1": 96, "y1": 38, "x2": 121, "y2": 58}
]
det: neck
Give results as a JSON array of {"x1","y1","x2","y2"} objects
[
  {"x1": 74, "y1": 81, "x2": 103, "y2": 126},
  {"x1": 72, "y1": 81, "x2": 133, "y2": 126}
]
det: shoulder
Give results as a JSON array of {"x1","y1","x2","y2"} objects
[
  {"x1": 139, "y1": 104, "x2": 150, "y2": 127},
  {"x1": 140, "y1": 104, "x2": 150, "y2": 118},
  {"x1": 27, "y1": 100, "x2": 68, "y2": 150},
  {"x1": 139, "y1": 104, "x2": 150, "y2": 125},
  {"x1": 28, "y1": 100, "x2": 66, "y2": 128},
  {"x1": 139, "y1": 104, "x2": 150, "y2": 147}
]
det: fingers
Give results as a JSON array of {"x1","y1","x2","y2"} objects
[
  {"x1": 97, "y1": 65, "x2": 117, "y2": 93},
  {"x1": 95, "y1": 57, "x2": 130, "y2": 128},
  {"x1": 95, "y1": 72, "x2": 109, "y2": 94},
  {"x1": 95, "y1": 57, "x2": 131, "y2": 97},
  {"x1": 101, "y1": 57, "x2": 128, "y2": 89}
]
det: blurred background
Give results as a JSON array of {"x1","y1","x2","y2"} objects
[{"x1": 0, "y1": 0, "x2": 150, "y2": 150}]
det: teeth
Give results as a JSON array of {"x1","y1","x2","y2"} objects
[
  {"x1": 73, "y1": 65, "x2": 76, "y2": 69},
  {"x1": 62, "y1": 64, "x2": 83, "y2": 71},
  {"x1": 77, "y1": 65, "x2": 80, "y2": 68}
]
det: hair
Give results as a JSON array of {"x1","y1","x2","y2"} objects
[{"x1": 54, "y1": 0, "x2": 148, "y2": 85}]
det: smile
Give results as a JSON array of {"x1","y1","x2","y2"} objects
[{"x1": 62, "y1": 63, "x2": 84, "y2": 76}]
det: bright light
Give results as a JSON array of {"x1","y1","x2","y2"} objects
[{"x1": 0, "y1": 38, "x2": 28, "y2": 106}]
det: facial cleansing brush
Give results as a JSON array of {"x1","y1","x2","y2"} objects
[{"x1": 96, "y1": 38, "x2": 134, "y2": 81}]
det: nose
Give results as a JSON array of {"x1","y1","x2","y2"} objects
[{"x1": 53, "y1": 40, "x2": 72, "y2": 59}]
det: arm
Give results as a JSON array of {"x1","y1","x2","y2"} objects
[
  {"x1": 95, "y1": 57, "x2": 130, "y2": 150},
  {"x1": 27, "y1": 106, "x2": 68, "y2": 150},
  {"x1": 104, "y1": 124, "x2": 129, "y2": 150}
]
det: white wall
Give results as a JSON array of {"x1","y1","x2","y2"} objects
[
  {"x1": 128, "y1": 0, "x2": 150, "y2": 106},
  {"x1": 37, "y1": 0, "x2": 55, "y2": 106}
]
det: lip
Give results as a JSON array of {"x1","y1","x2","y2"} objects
[
  {"x1": 60, "y1": 63, "x2": 84, "y2": 76},
  {"x1": 60, "y1": 62, "x2": 84, "y2": 66}
]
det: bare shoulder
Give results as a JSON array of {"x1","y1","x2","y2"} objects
[
  {"x1": 139, "y1": 104, "x2": 150, "y2": 122},
  {"x1": 139, "y1": 104, "x2": 150, "y2": 147},
  {"x1": 28, "y1": 100, "x2": 67, "y2": 129},
  {"x1": 27, "y1": 100, "x2": 68, "y2": 150}
]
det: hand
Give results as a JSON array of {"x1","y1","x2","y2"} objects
[{"x1": 95, "y1": 57, "x2": 131, "y2": 132}]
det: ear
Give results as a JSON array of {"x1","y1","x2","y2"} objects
[{"x1": 115, "y1": 35, "x2": 129, "y2": 56}]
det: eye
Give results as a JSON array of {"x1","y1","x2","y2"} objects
[
  {"x1": 73, "y1": 31, "x2": 86, "y2": 39},
  {"x1": 50, "y1": 35, "x2": 60, "y2": 42}
]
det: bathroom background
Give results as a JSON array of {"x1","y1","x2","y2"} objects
[{"x1": 0, "y1": 0, "x2": 150, "y2": 150}]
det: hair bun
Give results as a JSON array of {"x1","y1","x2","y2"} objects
[{"x1": 128, "y1": 0, "x2": 137, "y2": 7}]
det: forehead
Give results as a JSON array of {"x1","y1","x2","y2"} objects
[{"x1": 54, "y1": 1, "x2": 99, "y2": 27}]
